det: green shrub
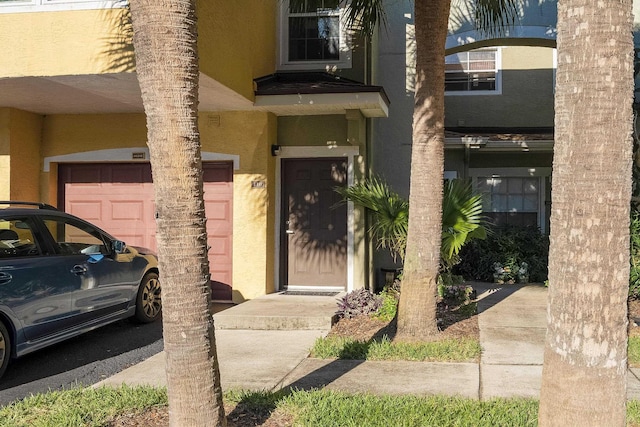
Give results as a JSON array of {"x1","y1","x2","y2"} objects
[
  {"x1": 438, "y1": 283, "x2": 474, "y2": 306},
  {"x1": 372, "y1": 289, "x2": 399, "y2": 322},
  {"x1": 454, "y1": 225, "x2": 549, "y2": 283}
]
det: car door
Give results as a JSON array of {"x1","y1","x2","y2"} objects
[
  {"x1": 16, "y1": 215, "x2": 138, "y2": 341},
  {"x1": 0, "y1": 215, "x2": 77, "y2": 342}
]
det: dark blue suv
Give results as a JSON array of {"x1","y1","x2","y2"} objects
[{"x1": 0, "y1": 201, "x2": 161, "y2": 379}]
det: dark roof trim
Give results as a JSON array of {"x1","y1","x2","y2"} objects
[
  {"x1": 254, "y1": 72, "x2": 390, "y2": 105},
  {"x1": 446, "y1": 127, "x2": 554, "y2": 141}
]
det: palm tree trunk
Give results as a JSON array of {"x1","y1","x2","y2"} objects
[
  {"x1": 128, "y1": 1, "x2": 226, "y2": 426},
  {"x1": 396, "y1": 0, "x2": 451, "y2": 339},
  {"x1": 538, "y1": 1, "x2": 634, "y2": 425}
]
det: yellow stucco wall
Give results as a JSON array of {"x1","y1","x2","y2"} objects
[
  {"x1": 0, "y1": 108, "x2": 42, "y2": 201},
  {"x1": 200, "y1": 111, "x2": 277, "y2": 302},
  {"x1": 0, "y1": 2, "x2": 275, "y2": 99},
  {"x1": 0, "y1": 9, "x2": 132, "y2": 76},
  {"x1": 40, "y1": 111, "x2": 276, "y2": 302},
  {"x1": 9, "y1": 109, "x2": 42, "y2": 201},
  {"x1": 198, "y1": 0, "x2": 277, "y2": 101}
]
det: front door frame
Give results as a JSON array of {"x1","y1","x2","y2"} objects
[{"x1": 274, "y1": 145, "x2": 360, "y2": 293}]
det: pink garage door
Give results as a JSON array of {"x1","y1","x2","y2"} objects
[{"x1": 58, "y1": 162, "x2": 234, "y2": 301}]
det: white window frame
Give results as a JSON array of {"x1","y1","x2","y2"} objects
[
  {"x1": 0, "y1": 0, "x2": 122, "y2": 13},
  {"x1": 278, "y1": 0, "x2": 352, "y2": 71},
  {"x1": 469, "y1": 167, "x2": 551, "y2": 233},
  {"x1": 445, "y1": 47, "x2": 502, "y2": 96}
]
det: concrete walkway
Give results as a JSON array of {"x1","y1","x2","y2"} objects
[{"x1": 95, "y1": 284, "x2": 640, "y2": 400}]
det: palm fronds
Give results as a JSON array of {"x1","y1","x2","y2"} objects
[
  {"x1": 337, "y1": 176, "x2": 486, "y2": 266},
  {"x1": 335, "y1": 176, "x2": 408, "y2": 261},
  {"x1": 441, "y1": 179, "x2": 486, "y2": 266}
]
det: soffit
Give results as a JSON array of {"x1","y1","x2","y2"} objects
[{"x1": 0, "y1": 73, "x2": 252, "y2": 115}]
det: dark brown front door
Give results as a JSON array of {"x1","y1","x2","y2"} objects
[{"x1": 282, "y1": 158, "x2": 347, "y2": 289}]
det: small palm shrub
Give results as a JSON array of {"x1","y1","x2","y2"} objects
[
  {"x1": 336, "y1": 289, "x2": 382, "y2": 319},
  {"x1": 335, "y1": 176, "x2": 487, "y2": 273}
]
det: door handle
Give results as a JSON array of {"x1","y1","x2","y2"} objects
[
  {"x1": 71, "y1": 265, "x2": 87, "y2": 275},
  {"x1": 285, "y1": 230, "x2": 295, "y2": 234},
  {"x1": 0, "y1": 272, "x2": 11, "y2": 285}
]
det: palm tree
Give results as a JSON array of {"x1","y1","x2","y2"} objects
[
  {"x1": 292, "y1": 0, "x2": 516, "y2": 339},
  {"x1": 537, "y1": 0, "x2": 634, "y2": 425},
  {"x1": 128, "y1": 1, "x2": 226, "y2": 426},
  {"x1": 336, "y1": 177, "x2": 485, "y2": 269}
]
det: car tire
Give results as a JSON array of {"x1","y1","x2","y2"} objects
[
  {"x1": 134, "y1": 272, "x2": 162, "y2": 323},
  {"x1": 0, "y1": 321, "x2": 11, "y2": 379}
]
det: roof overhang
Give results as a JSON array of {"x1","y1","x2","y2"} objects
[
  {"x1": 253, "y1": 72, "x2": 389, "y2": 118},
  {"x1": 254, "y1": 91, "x2": 388, "y2": 117},
  {"x1": 445, "y1": 128, "x2": 554, "y2": 152},
  {"x1": 0, "y1": 72, "x2": 253, "y2": 115}
]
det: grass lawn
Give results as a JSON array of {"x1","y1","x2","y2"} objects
[
  {"x1": 2, "y1": 386, "x2": 640, "y2": 427},
  {"x1": 310, "y1": 335, "x2": 481, "y2": 362},
  {"x1": 630, "y1": 336, "x2": 640, "y2": 367}
]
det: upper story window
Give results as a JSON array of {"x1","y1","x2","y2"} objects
[
  {"x1": 279, "y1": 0, "x2": 352, "y2": 70},
  {"x1": 445, "y1": 48, "x2": 501, "y2": 95}
]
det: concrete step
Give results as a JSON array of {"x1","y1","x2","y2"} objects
[{"x1": 213, "y1": 292, "x2": 341, "y2": 330}]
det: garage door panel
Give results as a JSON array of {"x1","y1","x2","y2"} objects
[
  {"x1": 208, "y1": 236, "x2": 230, "y2": 256},
  {"x1": 60, "y1": 162, "x2": 234, "y2": 301},
  {"x1": 68, "y1": 201, "x2": 103, "y2": 222},
  {"x1": 110, "y1": 201, "x2": 146, "y2": 221}
]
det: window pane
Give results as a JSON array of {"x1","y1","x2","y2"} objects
[
  {"x1": 44, "y1": 218, "x2": 107, "y2": 256},
  {"x1": 508, "y1": 195, "x2": 524, "y2": 212},
  {"x1": 289, "y1": 16, "x2": 307, "y2": 38},
  {"x1": 524, "y1": 195, "x2": 538, "y2": 211},
  {"x1": 445, "y1": 49, "x2": 497, "y2": 92},
  {"x1": 306, "y1": 39, "x2": 324, "y2": 59},
  {"x1": 524, "y1": 178, "x2": 538, "y2": 193},
  {"x1": 469, "y1": 73, "x2": 495, "y2": 90},
  {"x1": 507, "y1": 178, "x2": 523, "y2": 193},
  {"x1": 493, "y1": 195, "x2": 508, "y2": 211},
  {"x1": 0, "y1": 219, "x2": 39, "y2": 258},
  {"x1": 289, "y1": 16, "x2": 339, "y2": 61},
  {"x1": 479, "y1": 176, "x2": 540, "y2": 225},
  {"x1": 493, "y1": 178, "x2": 507, "y2": 193},
  {"x1": 289, "y1": 39, "x2": 307, "y2": 61}
]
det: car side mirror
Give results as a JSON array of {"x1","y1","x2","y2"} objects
[{"x1": 112, "y1": 240, "x2": 127, "y2": 254}]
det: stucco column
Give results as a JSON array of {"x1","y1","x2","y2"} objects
[
  {"x1": 346, "y1": 109, "x2": 370, "y2": 291},
  {"x1": 0, "y1": 108, "x2": 43, "y2": 201}
]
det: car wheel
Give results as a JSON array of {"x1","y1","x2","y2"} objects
[
  {"x1": 0, "y1": 321, "x2": 11, "y2": 379},
  {"x1": 135, "y1": 272, "x2": 162, "y2": 323}
]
